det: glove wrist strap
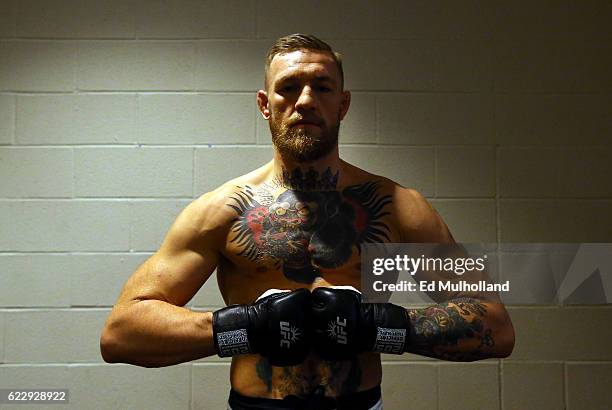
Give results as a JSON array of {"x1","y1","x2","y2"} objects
[
  {"x1": 364, "y1": 303, "x2": 411, "y2": 355},
  {"x1": 372, "y1": 326, "x2": 409, "y2": 354},
  {"x1": 213, "y1": 305, "x2": 253, "y2": 357}
]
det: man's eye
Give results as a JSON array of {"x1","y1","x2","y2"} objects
[
  {"x1": 317, "y1": 86, "x2": 332, "y2": 93},
  {"x1": 279, "y1": 85, "x2": 297, "y2": 93}
]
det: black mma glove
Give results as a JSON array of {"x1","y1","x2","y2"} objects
[
  {"x1": 212, "y1": 288, "x2": 312, "y2": 366},
  {"x1": 311, "y1": 286, "x2": 411, "y2": 360}
]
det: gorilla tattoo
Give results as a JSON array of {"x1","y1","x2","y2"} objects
[{"x1": 228, "y1": 174, "x2": 392, "y2": 283}]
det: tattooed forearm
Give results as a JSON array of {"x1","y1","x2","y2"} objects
[{"x1": 406, "y1": 298, "x2": 497, "y2": 361}]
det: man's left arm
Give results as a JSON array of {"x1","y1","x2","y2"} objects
[
  {"x1": 395, "y1": 187, "x2": 515, "y2": 361},
  {"x1": 405, "y1": 297, "x2": 514, "y2": 361}
]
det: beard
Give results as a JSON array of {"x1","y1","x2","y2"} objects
[{"x1": 270, "y1": 115, "x2": 340, "y2": 163}]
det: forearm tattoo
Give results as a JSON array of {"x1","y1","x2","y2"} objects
[
  {"x1": 228, "y1": 167, "x2": 392, "y2": 283},
  {"x1": 407, "y1": 298, "x2": 495, "y2": 361}
]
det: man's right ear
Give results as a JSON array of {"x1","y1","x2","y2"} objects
[{"x1": 256, "y1": 90, "x2": 270, "y2": 120}]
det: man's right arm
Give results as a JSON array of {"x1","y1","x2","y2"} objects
[{"x1": 100, "y1": 193, "x2": 223, "y2": 368}]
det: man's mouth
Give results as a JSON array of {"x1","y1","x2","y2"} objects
[{"x1": 292, "y1": 120, "x2": 321, "y2": 127}]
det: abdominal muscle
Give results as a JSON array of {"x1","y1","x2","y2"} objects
[{"x1": 229, "y1": 350, "x2": 382, "y2": 399}]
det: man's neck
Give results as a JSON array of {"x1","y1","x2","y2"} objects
[{"x1": 272, "y1": 147, "x2": 343, "y2": 191}]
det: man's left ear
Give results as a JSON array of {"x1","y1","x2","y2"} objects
[{"x1": 339, "y1": 90, "x2": 351, "y2": 121}]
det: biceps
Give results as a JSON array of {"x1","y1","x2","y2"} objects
[{"x1": 117, "y1": 247, "x2": 218, "y2": 307}]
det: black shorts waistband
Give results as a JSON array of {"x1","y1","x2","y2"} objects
[{"x1": 228, "y1": 385, "x2": 381, "y2": 410}]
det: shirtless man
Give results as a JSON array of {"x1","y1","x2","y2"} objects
[{"x1": 100, "y1": 34, "x2": 515, "y2": 409}]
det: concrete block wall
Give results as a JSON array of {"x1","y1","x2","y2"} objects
[{"x1": 1, "y1": 1, "x2": 611, "y2": 409}]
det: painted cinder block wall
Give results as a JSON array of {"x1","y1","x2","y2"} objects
[{"x1": 1, "y1": 1, "x2": 611, "y2": 409}]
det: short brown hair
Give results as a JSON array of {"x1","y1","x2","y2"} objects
[{"x1": 265, "y1": 33, "x2": 344, "y2": 89}]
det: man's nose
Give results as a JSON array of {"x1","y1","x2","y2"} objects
[{"x1": 295, "y1": 86, "x2": 317, "y2": 111}]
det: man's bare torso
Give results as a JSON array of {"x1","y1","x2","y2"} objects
[{"x1": 203, "y1": 159, "x2": 406, "y2": 399}]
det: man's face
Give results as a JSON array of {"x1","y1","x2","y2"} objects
[{"x1": 258, "y1": 49, "x2": 350, "y2": 162}]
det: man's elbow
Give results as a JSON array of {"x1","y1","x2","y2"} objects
[
  {"x1": 100, "y1": 315, "x2": 130, "y2": 364},
  {"x1": 485, "y1": 302, "x2": 515, "y2": 358},
  {"x1": 100, "y1": 327, "x2": 121, "y2": 363},
  {"x1": 100, "y1": 302, "x2": 138, "y2": 364},
  {"x1": 494, "y1": 319, "x2": 515, "y2": 358}
]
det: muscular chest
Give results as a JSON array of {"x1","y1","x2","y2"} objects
[{"x1": 222, "y1": 182, "x2": 395, "y2": 284}]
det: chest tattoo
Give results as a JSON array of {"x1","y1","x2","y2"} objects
[{"x1": 227, "y1": 169, "x2": 392, "y2": 283}]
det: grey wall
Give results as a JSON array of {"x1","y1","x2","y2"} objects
[{"x1": 1, "y1": 1, "x2": 611, "y2": 409}]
